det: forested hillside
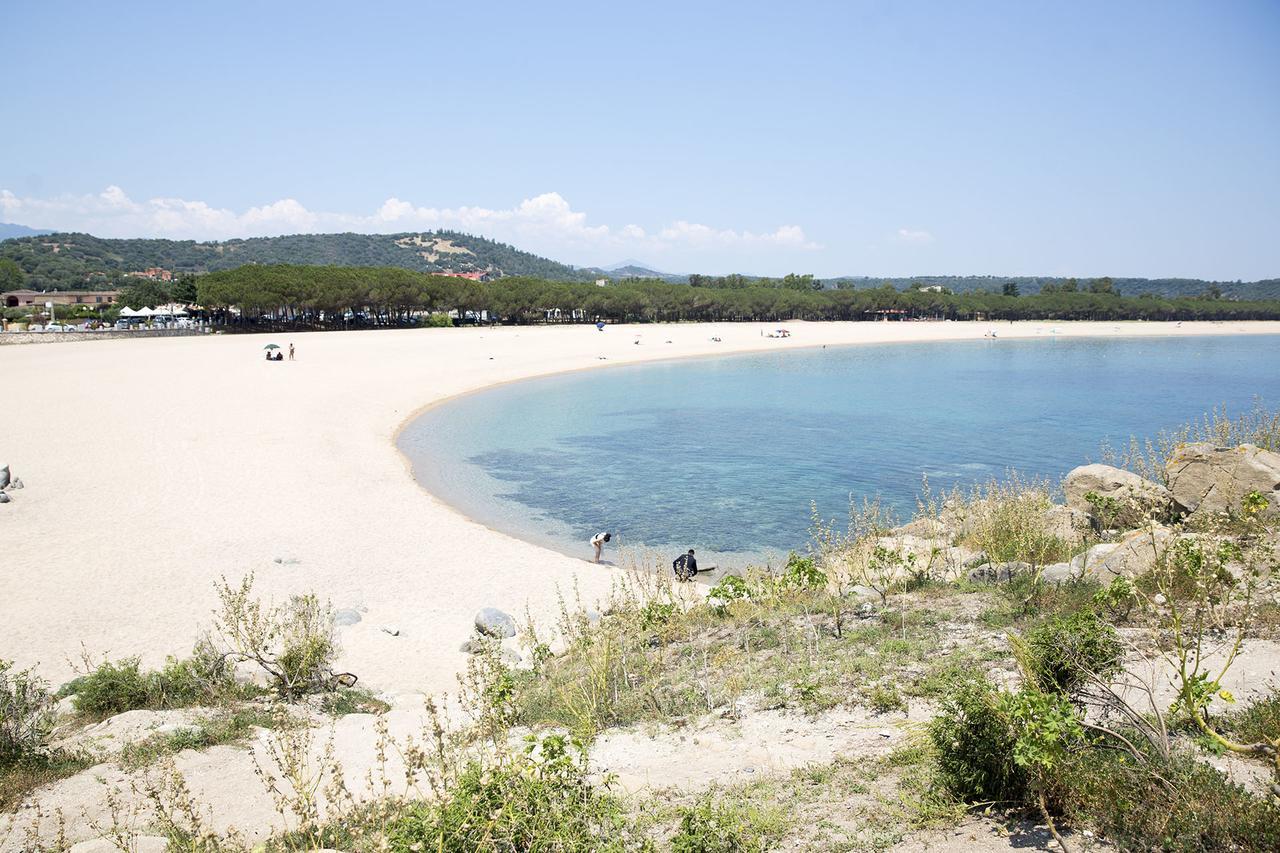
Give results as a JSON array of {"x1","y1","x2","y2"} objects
[{"x1": 0, "y1": 230, "x2": 595, "y2": 289}]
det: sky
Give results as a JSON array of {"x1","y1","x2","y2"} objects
[{"x1": 1, "y1": 0, "x2": 1278, "y2": 279}]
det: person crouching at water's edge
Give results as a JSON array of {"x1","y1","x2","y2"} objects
[
  {"x1": 673, "y1": 549, "x2": 698, "y2": 581},
  {"x1": 591, "y1": 531, "x2": 611, "y2": 563}
]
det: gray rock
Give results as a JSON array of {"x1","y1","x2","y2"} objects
[
  {"x1": 1166, "y1": 442, "x2": 1280, "y2": 518},
  {"x1": 1042, "y1": 505, "x2": 1091, "y2": 544},
  {"x1": 0, "y1": 465, "x2": 8, "y2": 489},
  {"x1": 1039, "y1": 562, "x2": 1080, "y2": 585},
  {"x1": 334, "y1": 608, "x2": 362, "y2": 626},
  {"x1": 1089, "y1": 526, "x2": 1175, "y2": 581},
  {"x1": 1070, "y1": 543, "x2": 1119, "y2": 575},
  {"x1": 856, "y1": 602, "x2": 877, "y2": 619},
  {"x1": 9, "y1": 478, "x2": 22, "y2": 489},
  {"x1": 0, "y1": 492, "x2": 9, "y2": 504},
  {"x1": 1064, "y1": 463, "x2": 1173, "y2": 522},
  {"x1": 474, "y1": 607, "x2": 517, "y2": 638},
  {"x1": 156, "y1": 722, "x2": 204, "y2": 738},
  {"x1": 967, "y1": 561, "x2": 1031, "y2": 584}
]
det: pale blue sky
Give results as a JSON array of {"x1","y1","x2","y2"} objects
[{"x1": 2, "y1": 0, "x2": 1277, "y2": 278}]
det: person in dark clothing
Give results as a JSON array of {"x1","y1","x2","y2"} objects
[{"x1": 673, "y1": 549, "x2": 699, "y2": 581}]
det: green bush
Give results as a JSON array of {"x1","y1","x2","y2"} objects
[
  {"x1": 1021, "y1": 609, "x2": 1122, "y2": 696},
  {"x1": 780, "y1": 553, "x2": 827, "y2": 590},
  {"x1": 1051, "y1": 746, "x2": 1280, "y2": 851},
  {"x1": 421, "y1": 312, "x2": 454, "y2": 327},
  {"x1": 0, "y1": 660, "x2": 55, "y2": 764},
  {"x1": 928, "y1": 677, "x2": 1025, "y2": 804},
  {"x1": 671, "y1": 796, "x2": 776, "y2": 852},
  {"x1": 385, "y1": 734, "x2": 641, "y2": 852},
  {"x1": 71, "y1": 657, "x2": 154, "y2": 718},
  {"x1": 70, "y1": 641, "x2": 239, "y2": 719}
]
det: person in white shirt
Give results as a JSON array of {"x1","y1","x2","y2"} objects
[{"x1": 590, "y1": 531, "x2": 612, "y2": 563}]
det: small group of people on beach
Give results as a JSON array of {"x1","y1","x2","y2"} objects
[
  {"x1": 265, "y1": 343, "x2": 296, "y2": 361},
  {"x1": 591, "y1": 531, "x2": 709, "y2": 582}
]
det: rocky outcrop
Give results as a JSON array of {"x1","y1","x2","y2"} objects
[
  {"x1": 1087, "y1": 526, "x2": 1175, "y2": 581},
  {"x1": 1166, "y1": 442, "x2": 1280, "y2": 518},
  {"x1": 1063, "y1": 464, "x2": 1173, "y2": 524}
]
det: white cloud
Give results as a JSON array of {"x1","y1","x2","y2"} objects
[
  {"x1": 896, "y1": 228, "x2": 935, "y2": 244},
  {"x1": 0, "y1": 186, "x2": 820, "y2": 263}
]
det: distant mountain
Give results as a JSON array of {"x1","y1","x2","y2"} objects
[
  {"x1": 0, "y1": 230, "x2": 596, "y2": 290},
  {"x1": 0, "y1": 222, "x2": 53, "y2": 240},
  {"x1": 584, "y1": 260, "x2": 687, "y2": 283},
  {"x1": 827, "y1": 275, "x2": 1280, "y2": 300}
]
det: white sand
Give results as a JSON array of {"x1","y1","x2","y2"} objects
[{"x1": 3, "y1": 319, "x2": 1279, "y2": 695}]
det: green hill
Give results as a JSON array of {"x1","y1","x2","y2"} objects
[{"x1": 0, "y1": 230, "x2": 595, "y2": 290}]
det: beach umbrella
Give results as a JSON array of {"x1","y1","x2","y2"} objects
[{"x1": 264, "y1": 344, "x2": 281, "y2": 350}]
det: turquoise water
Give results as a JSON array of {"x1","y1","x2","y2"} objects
[{"x1": 398, "y1": 334, "x2": 1280, "y2": 565}]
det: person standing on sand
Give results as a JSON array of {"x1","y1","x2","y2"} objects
[
  {"x1": 591, "y1": 531, "x2": 611, "y2": 563},
  {"x1": 288, "y1": 343, "x2": 295, "y2": 361}
]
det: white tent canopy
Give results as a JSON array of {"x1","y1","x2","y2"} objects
[{"x1": 119, "y1": 304, "x2": 189, "y2": 318}]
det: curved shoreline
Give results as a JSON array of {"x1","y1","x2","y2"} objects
[
  {"x1": 5, "y1": 319, "x2": 1280, "y2": 698},
  {"x1": 390, "y1": 323, "x2": 1280, "y2": 566}
]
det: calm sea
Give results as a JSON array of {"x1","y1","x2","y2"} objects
[{"x1": 398, "y1": 334, "x2": 1280, "y2": 565}]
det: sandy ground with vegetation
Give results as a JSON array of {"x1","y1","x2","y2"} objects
[{"x1": 3, "y1": 319, "x2": 1280, "y2": 699}]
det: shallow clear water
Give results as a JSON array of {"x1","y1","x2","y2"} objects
[{"x1": 398, "y1": 334, "x2": 1280, "y2": 565}]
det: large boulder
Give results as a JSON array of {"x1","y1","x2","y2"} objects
[
  {"x1": 1069, "y1": 542, "x2": 1119, "y2": 576},
  {"x1": 872, "y1": 535, "x2": 976, "y2": 581},
  {"x1": 0, "y1": 464, "x2": 8, "y2": 489},
  {"x1": 474, "y1": 607, "x2": 517, "y2": 639},
  {"x1": 1088, "y1": 526, "x2": 1175, "y2": 582},
  {"x1": 1063, "y1": 464, "x2": 1173, "y2": 525},
  {"x1": 1039, "y1": 562, "x2": 1080, "y2": 585},
  {"x1": 1165, "y1": 443, "x2": 1280, "y2": 518},
  {"x1": 1042, "y1": 505, "x2": 1091, "y2": 545}
]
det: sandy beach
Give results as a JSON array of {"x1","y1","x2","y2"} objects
[{"x1": 3, "y1": 319, "x2": 1279, "y2": 697}]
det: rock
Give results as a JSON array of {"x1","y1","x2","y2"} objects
[
  {"x1": 890, "y1": 517, "x2": 950, "y2": 539},
  {"x1": 1153, "y1": 593, "x2": 1167, "y2": 605},
  {"x1": 1166, "y1": 442, "x2": 1280, "y2": 518},
  {"x1": 500, "y1": 648, "x2": 522, "y2": 666},
  {"x1": 334, "y1": 608, "x2": 362, "y2": 626},
  {"x1": 855, "y1": 602, "x2": 876, "y2": 619},
  {"x1": 1089, "y1": 526, "x2": 1176, "y2": 581},
  {"x1": 156, "y1": 722, "x2": 204, "y2": 738},
  {"x1": 475, "y1": 607, "x2": 517, "y2": 638},
  {"x1": 0, "y1": 492, "x2": 9, "y2": 503},
  {"x1": 0, "y1": 464, "x2": 8, "y2": 489},
  {"x1": 9, "y1": 477, "x2": 22, "y2": 489},
  {"x1": 1064, "y1": 463, "x2": 1173, "y2": 523},
  {"x1": 1039, "y1": 562, "x2": 1080, "y2": 585},
  {"x1": 967, "y1": 561, "x2": 1031, "y2": 584},
  {"x1": 1042, "y1": 505, "x2": 1092, "y2": 544},
  {"x1": 1069, "y1": 543, "x2": 1119, "y2": 575},
  {"x1": 963, "y1": 551, "x2": 990, "y2": 568},
  {"x1": 380, "y1": 625, "x2": 400, "y2": 637}
]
